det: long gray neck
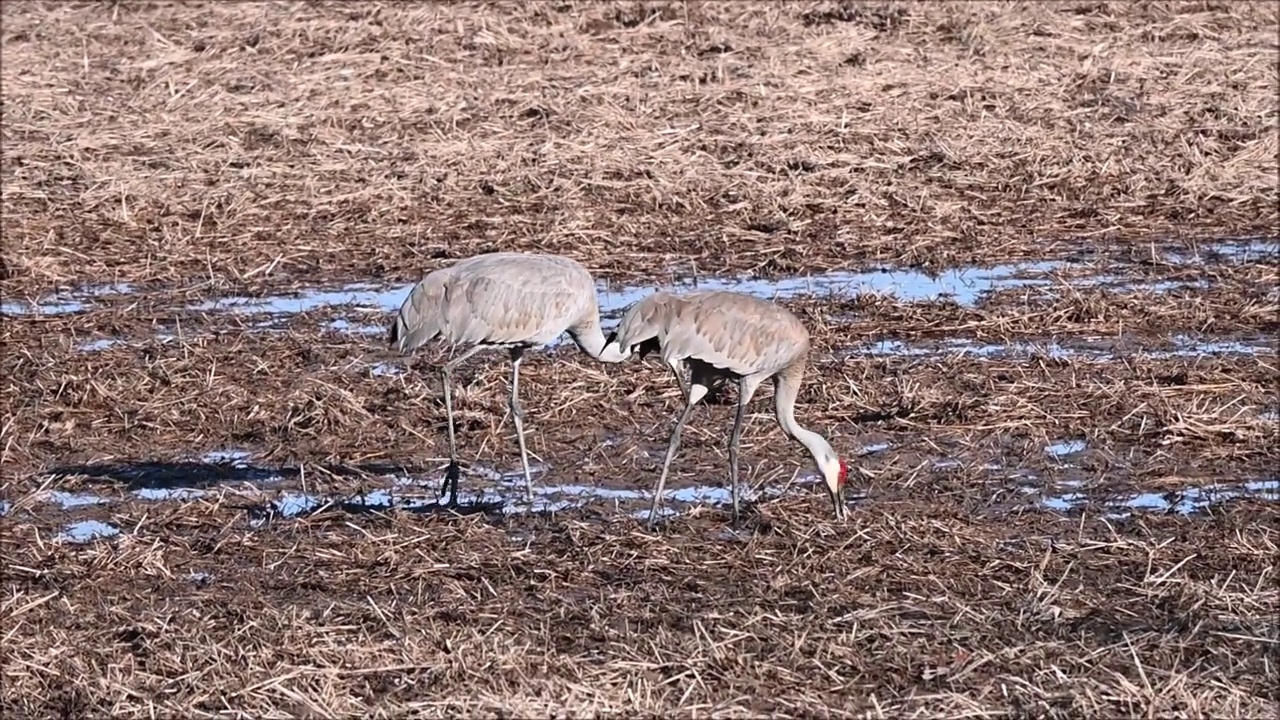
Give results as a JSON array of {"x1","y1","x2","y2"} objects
[
  {"x1": 774, "y1": 361, "x2": 834, "y2": 466},
  {"x1": 569, "y1": 313, "x2": 629, "y2": 363}
]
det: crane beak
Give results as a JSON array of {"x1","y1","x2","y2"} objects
[{"x1": 830, "y1": 484, "x2": 847, "y2": 521}]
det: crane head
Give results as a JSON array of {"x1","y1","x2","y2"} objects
[
  {"x1": 816, "y1": 453, "x2": 850, "y2": 521},
  {"x1": 603, "y1": 330, "x2": 658, "y2": 360}
]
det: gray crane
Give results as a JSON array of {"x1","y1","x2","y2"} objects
[
  {"x1": 388, "y1": 252, "x2": 628, "y2": 507},
  {"x1": 604, "y1": 289, "x2": 848, "y2": 526}
]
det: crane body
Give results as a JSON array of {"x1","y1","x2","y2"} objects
[
  {"x1": 389, "y1": 252, "x2": 628, "y2": 505},
  {"x1": 605, "y1": 290, "x2": 848, "y2": 526}
]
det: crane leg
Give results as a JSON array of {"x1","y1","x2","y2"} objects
[
  {"x1": 728, "y1": 376, "x2": 763, "y2": 528},
  {"x1": 439, "y1": 344, "x2": 486, "y2": 507},
  {"x1": 648, "y1": 383, "x2": 708, "y2": 528},
  {"x1": 728, "y1": 393, "x2": 750, "y2": 527},
  {"x1": 666, "y1": 358, "x2": 690, "y2": 402},
  {"x1": 508, "y1": 347, "x2": 535, "y2": 504}
]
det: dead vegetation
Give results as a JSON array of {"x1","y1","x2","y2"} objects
[
  {"x1": 2, "y1": 1, "x2": 1277, "y2": 293},
  {"x1": 2, "y1": 1, "x2": 1279, "y2": 717},
  {"x1": 3, "y1": 496, "x2": 1276, "y2": 718}
]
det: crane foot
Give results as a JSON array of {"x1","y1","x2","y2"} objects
[{"x1": 439, "y1": 460, "x2": 462, "y2": 507}]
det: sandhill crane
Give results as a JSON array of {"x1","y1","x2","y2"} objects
[
  {"x1": 604, "y1": 290, "x2": 848, "y2": 526},
  {"x1": 389, "y1": 252, "x2": 629, "y2": 506}
]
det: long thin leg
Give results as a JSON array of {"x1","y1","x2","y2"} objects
[
  {"x1": 666, "y1": 358, "x2": 690, "y2": 401},
  {"x1": 439, "y1": 344, "x2": 487, "y2": 506},
  {"x1": 728, "y1": 389, "x2": 750, "y2": 526},
  {"x1": 648, "y1": 382, "x2": 708, "y2": 528},
  {"x1": 728, "y1": 376, "x2": 764, "y2": 527},
  {"x1": 649, "y1": 402, "x2": 696, "y2": 528},
  {"x1": 508, "y1": 347, "x2": 535, "y2": 503}
]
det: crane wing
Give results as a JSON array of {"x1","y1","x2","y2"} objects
[
  {"x1": 445, "y1": 274, "x2": 584, "y2": 347},
  {"x1": 663, "y1": 293, "x2": 810, "y2": 377}
]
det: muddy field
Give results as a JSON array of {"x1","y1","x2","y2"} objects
[{"x1": 2, "y1": 1, "x2": 1278, "y2": 718}]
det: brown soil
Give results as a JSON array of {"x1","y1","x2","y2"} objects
[
  {"x1": 4, "y1": 499, "x2": 1276, "y2": 718},
  {"x1": 2, "y1": 2, "x2": 1278, "y2": 718},
  {"x1": 2, "y1": 1, "x2": 1277, "y2": 295}
]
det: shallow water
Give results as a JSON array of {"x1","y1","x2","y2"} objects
[
  {"x1": 43, "y1": 489, "x2": 111, "y2": 509},
  {"x1": 1, "y1": 282, "x2": 135, "y2": 317},
  {"x1": 10, "y1": 239, "x2": 1273, "y2": 327},
  {"x1": 856, "y1": 335, "x2": 1274, "y2": 362},
  {"x1": 1045, "y1": 439, "x2": 1088, "y2": 460},
  {"x1": 56, "y1": 520, "x2": 121, "y2": 544},
  {"x1": 174, "y1": 262, "x2": 1072, "y2": 340},
  {"x1": 1161, "y1": 237, "x2": 1277, "y2": 265},
  {"x1": 27, "y1": 444, "x2": 1279, "y2": 541},
  {"x1": 1041, "y1": 478, "x2": 1279, "y2": 520}
]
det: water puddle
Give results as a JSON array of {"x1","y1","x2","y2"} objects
[
  {"x1": 76, "y1": 338, "x2": 126, "y2": 352},
  {"x1": 16, "y1": 239, "x2": 1269, "y2": 369},
  {"x1": 855, "y1": 335, "x2": 1273, "y2": 362},
  {"x1": 56, "y1": 520, "x2": 121, "y2": 544},
  {"x1": 1162, "y1": 237, "x2": 1277, "y2": 265},
  {"x1": 39, "y1": 450, "x2": 288, "y2": 501},
  {"x1": 1045, "y1": 439, "x2": 1088, "y2": 462},
  {"x1": 42, "y1": 490, "x2": 111, "y2": 509},
  {"x1": 37, "y1": 453, "x2": 821, "y2": 525},
  {"x1": 327, "y1": 318, "x2": 383, "y2": 336},
  {"x1": 202, "y1": 449, "x2": 254, "y2": 467},
  {"x1": 239, "y1": 460, "x2": 847, "y2": 526},
  {"x1": 370, "y1": 362, "x2": 406, "y2": 377},
  {"x1": 189, "y1": 256, "x2": 1208, "y2": 335},
  {"x1": 1, "y1": 282, "x2": 135, "y2": 317},
  {"x1": 1041, "y1": 478, "x2": 1278, "y2": 519},
  {"x1": 134, "y1": 487, "x2": 208, "y2": 502},
  {"x1": 165, "y1": 238, "x2": 1275, "y2": 332}
]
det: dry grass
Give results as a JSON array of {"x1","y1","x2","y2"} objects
[
  {"x1": 3, "y1": 1, "x2": 1279, "y2": 716},
  {"x1": 3, "y1": 497, "x2": 1276, "y2": 718},
  {"x1": 3, "y1": 304, "x2": 1275, "y2": 488},
  {"x1": 2, "y1": 1, "x2": 1277, "y2": 294}
]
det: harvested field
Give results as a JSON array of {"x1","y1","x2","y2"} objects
[
  {"x1": 2, "y1": 1, "x2": 1278, "y2": 718},
  {"x1": 2, "y1": 0, "x2": 1278, "y2": 291}
]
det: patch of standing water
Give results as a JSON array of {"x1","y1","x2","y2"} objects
[
  {"x1": 853, "y1": 335, "x2": 1273, "y2": 362},
  {"x1": 599, "y1": 260, "x2": 1077, "y2": 314},
  {"x1": 13, "y1": 238, "x2": 1273, "y2": 324},
  {"x1": 176, "y1": 239, "x2": 1271, "y2": 332},
  {"x1": 243, "y1": 461, "x2": 843, "y2": 525},
  {"x1": 1045, "y1": 439, "x2": 1088, "y2": 460},
  {"x1": 134, "y1": 487, "x2": 208, "y2": 502},
  {"x1": 327, "y1": 318, "x2": 383, "y2": 336},
  {"x1": 76, "y1": 338, "x2": 126, "y2": 352},
  {"x1": 1162, "y1": 237, "x2": 1277, "y2": 265},
  {"x1": 41, "y1": 490, "x2": 111, "y2": 509},
  {"x1": 201, "y1": 449, "x2": 254, "y2": 467},
  {"x1": 1, "y1": 282, "x2": 135, "y2": 317},
  {"x1": 1041, "y1": 479, "x2": 1278, "y2": 519},
  {"x1": 370, "y1": 362, "x2": 405, "y2": 377},
  {"x1": 186, "y1": 262, "x2": 1069, "y2": 324},
  {"x1": 56, "y1": 520, "x2": 121, "y2": 544},
  {"x1": 1042, "y1": 492, "x2": 1087, "y2": 512},
  {"x1": 856, "y1": 441, "x2": 892, "y2": 456}
]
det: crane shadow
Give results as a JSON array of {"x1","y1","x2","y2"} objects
[
  {"x1": 37, "y1": 457, "x2": 517, "y2": 525},
  {"x1": 235, "y1": 489, "x2": 508, "y2": 526},
  {"x1": 41, "y1": 458, "x2": 435, "y2": 490}
]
